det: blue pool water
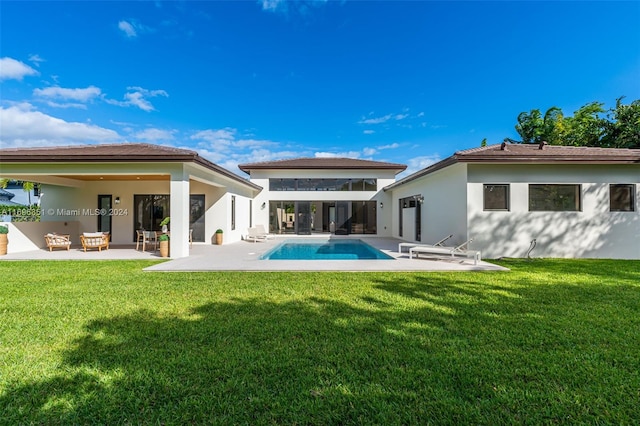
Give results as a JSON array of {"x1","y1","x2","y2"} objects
[{"x1": 261, "y1": 239, "x2": 393, "y2": 260}]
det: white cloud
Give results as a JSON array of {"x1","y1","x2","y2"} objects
[
  {"x1": 314, "y1": 151, "x2": 362, "y2": 158},
  {"x1": 417, "y1": 112, "x2": 425, "y2": 117},
  {"x1": 394, "y1": 114, "x2": 408, "y2": 120},
  {"x1": 261, "y1": 0, "x2": 284, "y2": 11},
  {"x1": 362, "y1": 147, "x2": 377, "y2": 156},
  {"x1": 363, "y1": 130, "x2": 375, "y2": 135},
  {"x1": 34, "y1": 85, "x2": 102, "y2": 102},
  {"x1": 191, "y1": 128, "x2": 236, "y2": 151},
  {"x1": 28, "y1": 54, "x2": 45, "y2": 66},
  {"x1": 0, "y1": 57, "x2": 39, "y2": 81},
  {"x1": 0, "y1": 103, "x2": 120, "y2": 147},
  {"x1": 399, "y1": 154, "x2": 442, "y2": 178},
  {"x1": 43, "y1": 101, "x2": 89, "y2": 109},
  {"x1": 132, "y1": 128, "x2": 176, "y2": 141},
  {"x1": 235, "y1": 138, "x2": 277, "y2": 149},
  {"x1": 190, "y1": 127, "x2": 282, "y2": 161},
  {"x1": 118, "y1": 19, "x2": 153, "y2": 38},
  {"x1": 358, "y1": 114, "x2": 392, "y2": 125},
  {"x1": 378, "y1": 143, "x2": 400, "y2": 150},
  {"x1": 260, "y1": 0, "x2": 328, "y2": 16},
  {"x1": 105, "y1": 87, "x2": 168, "y2": 111},
  {"x1": 118, "y1": 20, "x2": 137, "y2": 37}
]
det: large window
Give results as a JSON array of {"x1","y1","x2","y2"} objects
[
  {"x1": 610, "y1": 184, "x2": 635, "y2": 212},
  {"x1": 483, "y1": 184, "x2": 509, "y2": 211},
  {"x1": 269, "y1": 178, "x2": 377, "y2": 191},
  {"x1": 529, "y1": 184, "x2": 581, "y2": 211}
]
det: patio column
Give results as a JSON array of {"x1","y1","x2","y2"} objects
[{"x1": 170, "y1": 170, "x2": 190, "y2": 258}]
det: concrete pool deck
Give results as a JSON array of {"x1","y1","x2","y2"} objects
[
  {"x1": 1, "y1": 235, "x2": 508, "y2": 272},
  {"x1": 144, "y1": 236, "x2": 508, "y2": 272}
]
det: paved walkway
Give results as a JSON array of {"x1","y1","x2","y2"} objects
[{"x1": 1, "y1": 236, "x2": 508, "y2": 272}]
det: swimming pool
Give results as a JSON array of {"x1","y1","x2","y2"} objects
[{"x1": 260, "y1": 239, "x2": 394, "y2": 260}]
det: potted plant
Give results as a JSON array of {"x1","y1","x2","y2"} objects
[
  {"x1": 158, "y1": 233, "x2": 170, "y2": 257},
  {"x1": 215, "y1": 229, "x2": 223, "y2": 245},
  {"x1": 0, "y1": 224, "x2": 7, "y2": 256},
  {"x1": 160, "y1": 217, "x2": 170, "y2": 233}
]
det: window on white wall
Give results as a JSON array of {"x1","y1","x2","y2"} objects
[
  {"x1": 483, "y1": 184, "x2": 509, "y2": 211},
  {"x1": 231, "y1": 196, "x2": 236, "y2": 230},
  {"x1": 529, "y1": 184, "x2": 581, "y2": 211},
  {"x1": 610, "y1": 184, "x2": 635, "y2": 212}
]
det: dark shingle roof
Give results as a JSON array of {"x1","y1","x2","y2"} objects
[
  {"x1": 238, "y1": 157, "x2": 407, "y2": 174},
  {"x1": 385, "y1": 142, "x2": 640, "y2": 190},
  {"x1": 457, "y1": 142, "x2": 640, "y2": 162},
  {"x1": 0, "y1": 143, "x2": 197, "y2": 161},
  {"x1": 0, "y1": 143, "x2": 261, "y2": 191}
]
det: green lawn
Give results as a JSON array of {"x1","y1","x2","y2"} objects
[{"x1": 1, "y1": 259, "x2": 639, "y2": 425}]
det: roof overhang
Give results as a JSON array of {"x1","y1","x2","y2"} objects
[
  {"x1": 0, "y1": 143, "x2": 262, "y2": 192},
  {"x1": 384, "y1": 143, "x2": 640, "y2": 191}
]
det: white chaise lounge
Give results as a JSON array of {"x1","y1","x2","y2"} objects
[
  {"x1": 246, "y1": 227, "x2": 268, "y2": 243},
  {"x1": 255, "y1": 224, "x2": 274, "y2": 240},
  {"x1": 398, "y1": 234, "x2": 453, "y2": 254},
  {"x1": 409, "y1": 238, "x2": 481, "y2": 265}
]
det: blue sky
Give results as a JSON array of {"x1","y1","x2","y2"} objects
[{"x1": 1, "y1": 1, "x2": 639, "y2": 177}]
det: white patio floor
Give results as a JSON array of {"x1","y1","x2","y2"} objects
[{"x1": 1, "y1": 235, "x2": 508, "y2": 272}]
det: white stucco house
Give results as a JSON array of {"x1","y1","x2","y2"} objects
[
  {"x1": 385, "y1": 142, "x2": 639, "y2": 259},
  {"x1": 1, "y1": 141, "x2": 638, "y2": 259}
]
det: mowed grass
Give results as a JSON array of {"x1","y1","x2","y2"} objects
[{"x1": 0, "y1": 259, "x2": 639, "y2": 425}]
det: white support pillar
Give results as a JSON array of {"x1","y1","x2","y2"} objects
[{"x1": 170, "y1": 169, "x2": 190, "y2": 258}]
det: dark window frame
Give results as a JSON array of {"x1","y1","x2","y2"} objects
[
  {"x1": 483, "y1": 184, "x2": 510, "y2": 211},
  {"x1": 529, "y1": 184, "x2": 582, "y2": 212},
  {"x1": 610, "y1": 184, "x2": 636, "y2": 212}
]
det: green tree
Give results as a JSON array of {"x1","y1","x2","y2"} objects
[
  {"x1": 541, "y1": 107, "x2": 566, "y2": 145},
  {"x1": 563, "y1": 102, "x2": 606, "y2": 147},
  {"x1": 601, "y1": 97, "x2": 640, "y2": 148},
  {"x1": 515, "y1": 109, "x2": 544, "y2": 144},
  {"x1": 513, "y1": 98, "x2": 639, "y2": 148},
  {"x1": 515, "y1": 107, "x2": 566, "y2": 145}
]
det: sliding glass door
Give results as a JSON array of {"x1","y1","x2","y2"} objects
[
  {"x1": 133, "y1": 195, "x2": 170, "y2": 241},
  {"x1": 297, "y1": 202, "x2": 312, "y2": 235},
  {"x1": 97, "y1": 194, "x2": 112, "y2": 236},
  {"x1": 269, "y1": 200, "x2": 377, "y2": 235}
]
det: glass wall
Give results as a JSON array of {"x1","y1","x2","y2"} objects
[
  {"x1": 269, "y1": 178, "x2": 377, "y2": 191},
  {"x1": 133, "y1": 194, "x2": 206, "y2": 242},
  {"x1": 133, "y1": 194, "x2": 170, "y2": 240},
  {"x1": 269, "y1": 200, "x2": 377, "y2": 235}
]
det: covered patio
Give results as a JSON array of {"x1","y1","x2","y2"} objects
[{"x1": 0, "y1": 143, "x2": 262, "y2": 258}]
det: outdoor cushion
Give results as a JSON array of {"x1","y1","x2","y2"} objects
[
  {"x1": 83, "y1": 232, "x2": 104, "y2": 237},
  {"x1": 80, "y1": 232, "x2": 109, "y2": 252},
  {"x1": 44, "y1": 233, "x2": 71, "y2": 251}
]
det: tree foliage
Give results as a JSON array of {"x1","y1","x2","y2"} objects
[
  {"x1": 0, "y1": 180, "x2": 37, "y2": 205},
  {"x1": 513, "y1": 97, "x2": 640, "y2": 148}
]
